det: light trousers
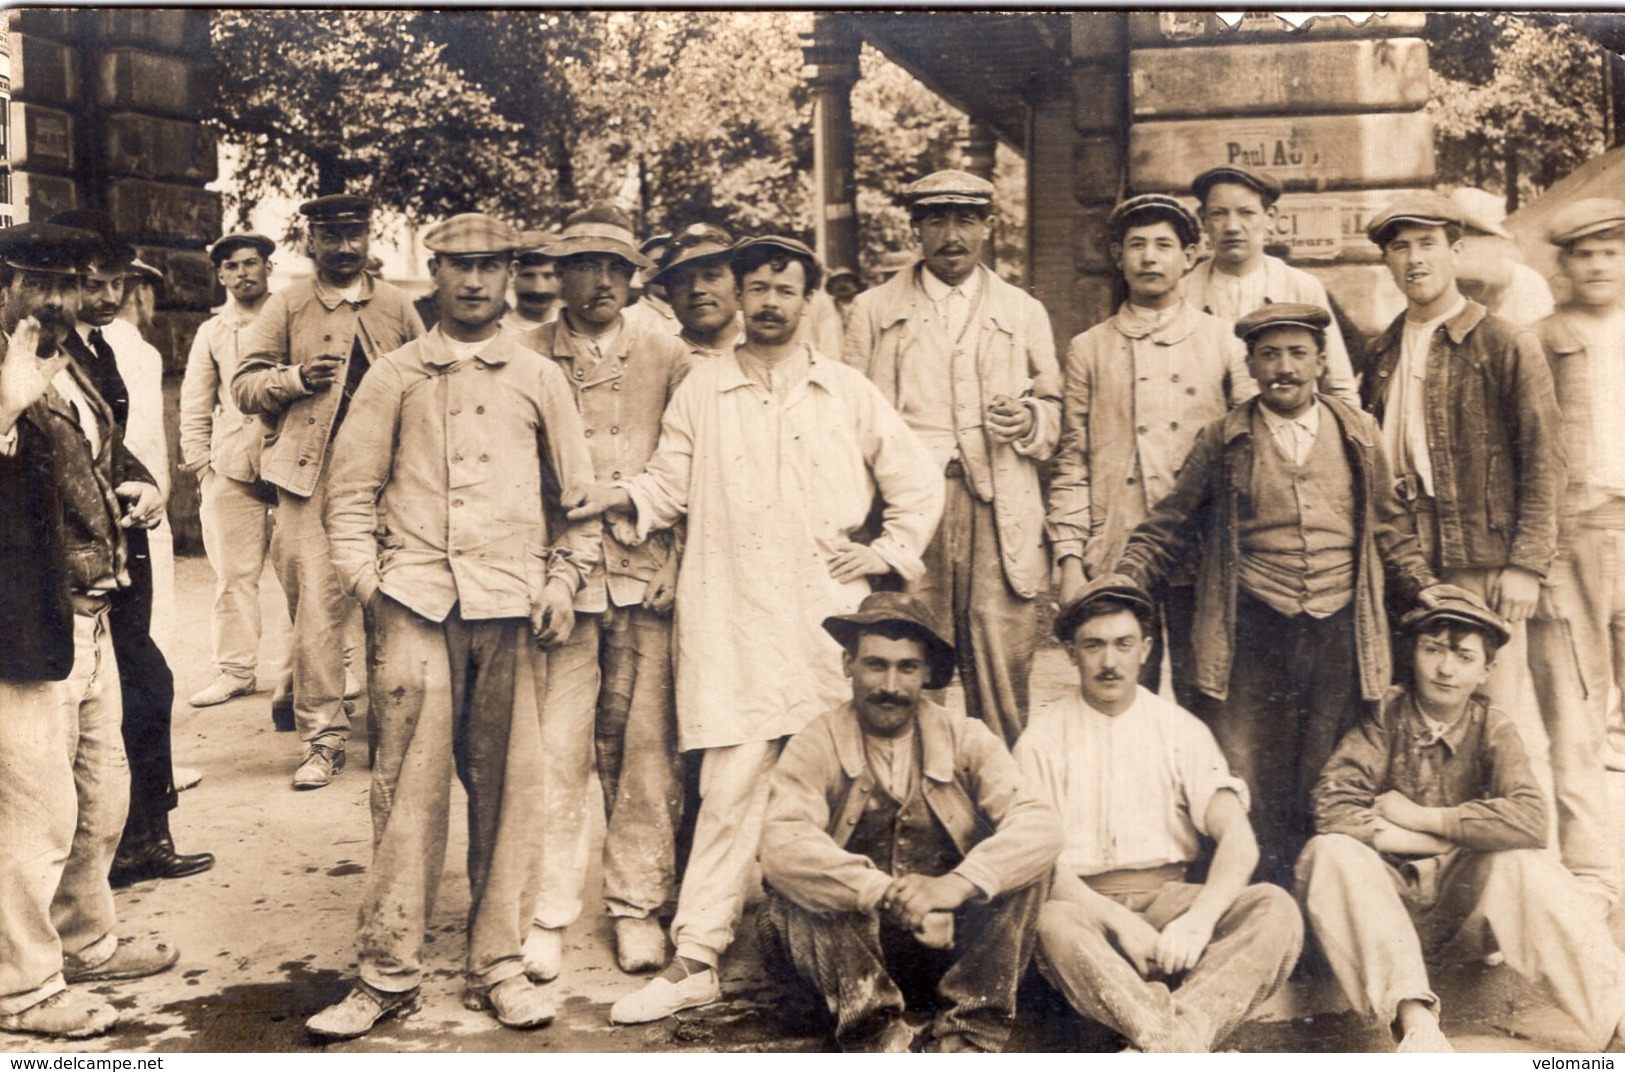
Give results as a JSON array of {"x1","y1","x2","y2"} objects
[
  {"x1": 0, "y1": 609, "x2": 127, "y2": 1013},
  {"x1": 199, "y1": 469, "x2": 286, "y2": 684},
  {"x1": 271, "y1": 479, "x2": 357, "y2": 745},
  {"x1": 1297, "y1": 833, "x2": 1625, "y2": 1049},
  {"x1": 356, "y1": 597, "x2": 545, "y2": 993}
]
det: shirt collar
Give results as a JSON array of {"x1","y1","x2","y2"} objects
[
  {"x1": 717, "y1": 339, "x2": 832, "y2": 392},
  {"x1": 1401, "y1": 691, "x2": 1476, "y2": 755},
  {"x1": 1258, "y1": 397, "x2": 1321, "y2": 437},
  {"x1": 421, "y1": 325, "x2": 514, "y2": 368},
  {"x1": 831, "y1": 699, "x2": 958, "y2": 785},
  {"x1": 918, "y1": 262, "x2": 984, "y2": 305},
  {"x1": 313, "y1": 272, "x2": 376, "y2": 311},
  {"x1": 1405, "y1": 294, "x2": 1468, "y2": 335}
]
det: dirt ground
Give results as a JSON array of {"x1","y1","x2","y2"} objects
[{"x1": 6, "y1": 553, "x2": 1623, "y2": 1054}]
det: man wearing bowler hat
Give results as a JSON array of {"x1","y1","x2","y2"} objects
[
  {"x1": 312, "y1": 213, "x2": 599, "y2": 1038},
  {"x1": 233, "y1": 194, "x2": 423, "y2": 790},
  {"x1": 570, "y1": 234, "x2": 942, "y2": 1024},
  {"x1": 1047, "y1": 193, "x2": 1255, "y2": 712},
  {"x1": 1017, "y1": 578, "x2": 1302, "y2": 1052},
  {"x1": 515, "y1": 202, "x2": 693, "y2": 983},
  {"x1": 1104, "y1": 303, "x2": 1451, "y2": 887},
  {"x1": 1183, "y1": 164, "x2": 1359, "y2": 404},
  {"x1": 843, "y1": 168, "x2": 1061, "y2": 747},
  {"x1": 758, "y1": 591, "x2": 1061, "y2": 1053},
  {"x1": 0, "y1": 221, "x2": 176, "y2": 1039}
]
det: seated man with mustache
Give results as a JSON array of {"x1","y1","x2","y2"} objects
[{"x1": 1099, "y1": 304, "x2": 1460, "y2": 888}]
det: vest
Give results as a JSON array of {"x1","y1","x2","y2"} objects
[
  {"x1": 847, "y1": 777, "x2": 964, "y2": 881},
  {"x1": 1237, "y1": 409, "x2": 1357, "y2": 618},
  {"x1": 901, "y1": 288, "x2": 994, "y2": 501}
]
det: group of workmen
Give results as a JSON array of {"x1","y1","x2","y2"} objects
[{"x1": 2, "y1": 157, "x2": 1625, "y2": 1054}]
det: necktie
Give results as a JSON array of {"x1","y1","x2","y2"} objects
[{"x1": 88, "y1": 328, "x2": 113, "y2": 365}]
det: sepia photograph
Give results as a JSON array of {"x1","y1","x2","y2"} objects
[{"x1": 1, "y1": 5, "x2": 1624, "y2": 1057}]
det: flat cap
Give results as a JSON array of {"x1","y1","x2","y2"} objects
[
  {"x1": 125, "y1": 257, "x2": 165, "y2": 291},
  {"x1": 1547, "y1": 197, "x2": 1625, "y2": 248},
  {"x1": 0, "y1": 221, "x2": 99, "y2": 276},
  {"x1": 648, "y1": 222, "x2": 734, "y2": 287},
  {"x1": 548, "y1": 202, "x2": 651, "y2": 270},
  {"x1": 47, "y1": 209, "x2": 134, "y2": 269},
  {"x1": 902, "y1": 169, "x2": 995, "y2": 210},
  {"x1": 516, "y1": 230, "x2": 559, "y2": 264},
  {"x1": 423, "y1": 213, "x2": 521, "y2": 256},
  {"x1": 823, "y1": 591, "x2": 956, "y2": 691},
  {"x1": 1234, "y1": 302, "x2": 1332, "y2": 342},
  {"x1": 1108, "y1": 193, "x2": 1201, "y2": 247},
  {"x1": 208, "y1": 232, "x2": 276, "y2": 264},
  {"x1": 1450, "y1": 187, "x2": 1513, "y2": 240},
  {"x1": 1053, "y1": 577, "x2": 1157, "y2": 644},
  {"x1": 1366, "y1": 192, "x2": 1466, "y2": 248},
  {"x1": 299, "y1": 194, "x2": 374, "y2": 223},
  {"x1": 1192, "y1": 165, "x2": 1282, "y2": 207},
  {"x1": 732, "y1": 234, "x2": 820, "y2": 263},
  {"x1": 1399, "y1": 589, "x2": 1512, "y2": 650},
  {"x1": 826, "y1": 267, "x2": 859, "y2": 284}
]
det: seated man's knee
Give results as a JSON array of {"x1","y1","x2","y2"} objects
[
  {"x1": 1295, "y1": 833, "x2": 1371, "y2": 884},
  {"x1": 1037, "y1": 899, "x2": 1098, "y2": 950}
]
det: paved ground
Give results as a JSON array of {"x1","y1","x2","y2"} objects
[{"x1": 6, "y1": 553, "x2": 1624, "y2": 1053}]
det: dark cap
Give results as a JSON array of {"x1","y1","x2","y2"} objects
[
  {"x1": 422, "y1": 213, "x2": 521, "y2": 256},
  {"x1": 516, "y1": 230, "x2": 559, "y2": 265},
  {"x1": 1547, "y1": 198, "x2": 1625, "y2": 248},
  {"x1": 901, "y1": 169, "x2": 995, "y2": 211},
  {"x1": 1398, "y1": 589, "x2": 1513, "y2": 650},
  {"x1": 548, "y1": 202, "x2": 651, "y2": 270},
  {"x1": 648, "y1": 222, "x2": 735, "y2": 287},
  {"x1": 731, "y1": 235, "x2": 823, "y2": 287},
  {"x1": 640, "y1": 232, "x2": 673, "y2": 257},
  {"x1": 823, "y1": 591, "x2": 957, "y2": 690},
  {"x1": 46, "y1": 209, "x2": 134, "y2": 270},
  {"x1": 299, "y1": 194, "x2": 374, "y2": 224},
  {"x1": 826, "y1": 267, "x2": 859, "y2": 285},
  {"x1": 0, "y1": 221, "x2": 100, "y2": 277},
  {"x1": 1234, "y1": 302, "x2": 1333, "y2": 343},
  {"x1": 1366, "y1": 192, "x2": 1466, "y2": 248},
  {"x1": 1108, "y1": 194, "x2": 1201, "y2": 247},
  {"x1": 208, "y1": 232, "x2": 276, "y2": 265},
  {"x1": 1192, "y1": 165, "x2": 1283, "y2": 208},
  {"x1": 1053, "y1": 577, "x2": 1157, "y2": 644}
]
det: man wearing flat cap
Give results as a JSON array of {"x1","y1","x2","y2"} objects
[
  {"x1": 312, "y1": 213, "x2": 599, "y2": 1039},
  {"x1": 1183, "y1": 165, "x2": 1360, "y2": 405},
  {"x1": 1048, "y1": 193, "x2": 1256, "y2": 713},
  {"x1": 233, "y1": 194, "x2": 424, "y2": 790},
  {"x1": 514, "y1": 202, "x2": 693, "y2": 983},
  {"x1": 1105, "y1": 303, "x2": 1452, "y2": 887},
  {"x1": 0, "y1": 221, "x2": 177, "y2": 1038},
  {"x1": 654, "y1": 222, "x2": 741, "y2": 360},
  {"x1": 571, "y1": 234, "x2": 942, "y2": 1024},
  {"x1": 1299, "y1": 593, "x2": 1625, "y2": 1053},
  {"x1": 502, "y1": 231, "x2": 562, "y2": 331},
  {"x1": 759, "y1": 591, "x2": 1061, "y2": 1053},
  {"x1": 1361, "y1": 192, "x2": 1564, "y2": 728},
  {"x1": 1015, "y1": 578, "x2": 1302, "y2": 1053},
  {"x1": 843, "y1": 168, "x2": 1062, "y2": 747},
  {"x1": 180, "y1": 233, "x2": 290, "y2": 718},
  {"x1": 1523, "y1": 197, "x2": 1625, "y2": 908}
]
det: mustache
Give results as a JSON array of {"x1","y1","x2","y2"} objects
[
  {"x1": 751, "y1": 310, "x2": 786, "y2": 324},
  {"x1": 866, "y1": 691, "x2": 911, "y2": 707},
  {"x1": 1094, "y1": 670, "x2": 1124, "y2": 683},
  {"x1": 1268, "y1": 375, "x2": 1306, "y2": 387}
]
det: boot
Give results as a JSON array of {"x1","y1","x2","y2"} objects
[{"x1": 110, "y1": 809, "x2": 215, "y2": 888}]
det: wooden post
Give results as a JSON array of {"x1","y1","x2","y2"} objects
[{"x1": 800, "y1": 14, "x2": 860, "y2": 273}]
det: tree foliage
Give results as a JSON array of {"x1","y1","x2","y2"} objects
[{"x1": 1427, "y1": 13, "x2": 1608, "y2": 211}]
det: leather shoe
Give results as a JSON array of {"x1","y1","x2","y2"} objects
[
  {"x1": 64, "y1": 935, "x2": 179, "y2": 984},
  {"x1": 307, "y1": 981, "x2": 418, "y2": 1041},
  {"x1": 463, "y1": 975, "x2": 555, "y2": 1029},
  {"x1": 0, "y1": 990, "x2": 117, "y2": 1039},
  {"x1": 294, "y1": 743, "x2": 345, "y2": 789},
  {"x1": 110, "y1": 835, "x2": 215, "y2": 888}
]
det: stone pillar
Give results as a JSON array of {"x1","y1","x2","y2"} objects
[{"x1": 800, "y1": 14, "x2": 860, "y2": 274}]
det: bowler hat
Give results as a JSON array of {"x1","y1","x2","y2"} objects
[
  {"x1": 1366, "y1": 193, "x2": 1466, "y2": 249},
  {"x1": 47, "y1": 209, "x2": 134, "y2": 270},
  {"x1": 648, "y1": 222, "x2": 735, "y2": 288},
  {"x1": 0, "y1": 221, "x2": 99, "y2": 277},
  {"x1": 1547, "y1": 198, "x2": 1625, "y2": 248},
  {"x1": 1053, "y1": 577, "x2": 1157, "y2": 644},
  {"x1": 1398, "y1": 589, "x2": 1513, "y2": 650},
  {"x1": 548, "y1": 203, "x2": 652, "y2": 270},
  {"x1": 208, "y1": 232, "x2": 276, "y2": 265},
  {"x1": 1192, "y1": 165, "x2": 1282, "y2": 208},
  {"x1": 1108, "y1": 194, "x2": 1201, "y2": 247},
  {"x1": 1234, "y1": 302, "x2": 1332, "y2": 343},
  {"x1": 299, "y1": 195, "x2": 374, "y2": 224},
  {"x1": 423, "y1": 213, "x2": 521, "y2": 256},
  {"x1": 823, "y1": 591, "x2": 956, "y2": 691}
]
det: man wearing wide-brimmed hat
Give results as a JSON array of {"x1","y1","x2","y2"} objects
[
  {"x1": 759, "y1": 591, "x2": 1061, "y2": 1052},
  {"x1": 514, "y1": 202, "x2": 693, "y2": 984},
  {"x1": 0, "y1": 220, "x2": 177, "y2": 1039},
  {"x1": 180, "y1": 232, "x2": 289, "y2": 719},
  {"x1": 571, "y1": 234, "x2": 942, "y2": 1024},
  {"x1": 313, "y1": 213, "x2": 599, "y2": 1039},
  {"x1": 843, "y1": 168, "x2": 1062, "y2": 748},
  {"x1": 651, "y1": 222, "x2": 740, "y2": 359},
  {"x1": 233, "y1": 194, "x2": 424, "y2": 790},
  {"x1": 1017, "y1": 578, "x2": 1302, "y2": 1053},
  {"x1": 1047, "y1": 193, "x2": 1256, "y2": 713}
]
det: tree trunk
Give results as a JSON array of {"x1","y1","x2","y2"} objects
[{"x1": 1503, "y1": 136, "x2": 1519, "y2": 213}]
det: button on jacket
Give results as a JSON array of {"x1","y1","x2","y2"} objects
[
  {"x1": 520, "y1": 315, "x2": 692, "y2": 612},
  {"x1": 761, "y1": 698, "x2": 1062, "y2": 915},
  {"x1": 324, "y1": 328, "x2": 601, "y2": 623},
  {"x1": 179, "y1": 300, "x2": 273, "y2": 482},
  {"x1": 230, "y1": 273, "x2": 423, "y2": 498},
  {"x1": 1360, "y1": 300, "x2": 1564, "y2": 578}
]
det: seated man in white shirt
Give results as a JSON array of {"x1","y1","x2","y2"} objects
[{"x1": 1014, "y1": 579, "x2": 1302, "y2": 1053}]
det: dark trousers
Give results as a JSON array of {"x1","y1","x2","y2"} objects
[
  {"x1": 1215, "y1": 592, "x2": 1361, "y2": 888},
  {"x1": 111, "y1": 526, "x2": 177, "y2": 847},
  {"x1": 764, "y1": 879, "x2": 1047, "y2": 1052},
  {"x1": 1140, "y1": 583, "x2": 1203, "y2": 715}
]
